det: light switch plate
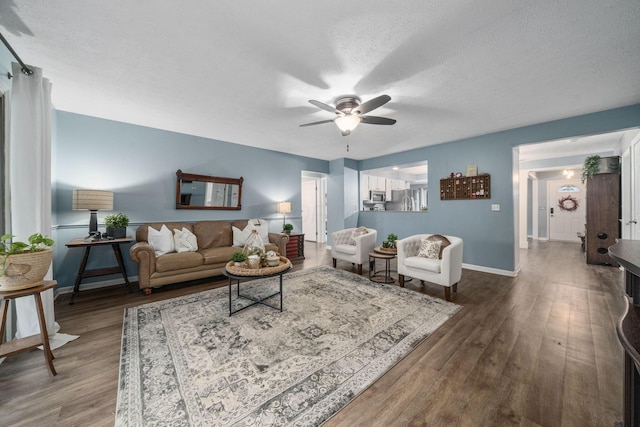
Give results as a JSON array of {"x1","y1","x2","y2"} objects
[{"x1": 491, "y1": 204, "x2": 501, "y2": 211}]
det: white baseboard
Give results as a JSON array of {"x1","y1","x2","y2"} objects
[
  {"x1": 462, "y1": 263, "x2": 518, "y2": 277},
  {"x1": 54, "y1": 275, "x2": 139, "y2": 298}
]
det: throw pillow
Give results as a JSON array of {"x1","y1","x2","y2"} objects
[
  {"x1": 426, "y1": 234, "x2": 451, "y2": 259},
  {"x1": 232, "y1": 225, "x2": 253, "y2": 247},
  {"x1": 147, "y1": 224, "x2": 175, "y2": 256},
  {"x1": 418, "y1": 238, "x2": 441, "y2": 259},
  {"x1": 173, "y1": 227, "x2": 198, "y2": 253},
  {"x1": 348, "y1": 226, "x2": 369, "y2": 245}
]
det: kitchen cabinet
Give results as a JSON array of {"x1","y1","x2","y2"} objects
[
  {"x1": 386, "y1": 178, "x2": 408, "y2": 199},
  {"x1": 368, "y1": 175, "x2": 386, "y2": 192}
]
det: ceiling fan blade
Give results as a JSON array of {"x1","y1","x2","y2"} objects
[
  {"x1": 299, "y1": 119, "x2": 335, "y2": 127},
  {"x1": 308, "y1": 100, "x2": 341, "y2": 114},
  {"x1": 353, "y1": 94, "x2": 391, "y2": 114},
  {"x1": 360, "y1": 115, "x2": 396, "y2": 125}
]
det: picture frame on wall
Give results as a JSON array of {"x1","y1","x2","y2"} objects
[{"x1": 466, "y1": 165, "x2": 478, "y2": 176}]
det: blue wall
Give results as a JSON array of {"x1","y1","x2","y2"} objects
[
  {"x1": 52, "y1": 112, "x2": 328, "y2": 288},
  {"x1": 356, "y1": 104, "x2": 640, "y2": 273}
]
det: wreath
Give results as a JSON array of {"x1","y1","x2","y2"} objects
[{"x1": 558, "y1": 195, "x2": 579, "y2": 212}]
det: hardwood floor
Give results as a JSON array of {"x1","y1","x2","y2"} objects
[{"x1": 0, "y1": 240, "x2": 626, "y2": 426}]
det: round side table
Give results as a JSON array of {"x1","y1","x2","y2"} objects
[{"x1": 369, "y1": 251, "x2": 396, "y2": 284}]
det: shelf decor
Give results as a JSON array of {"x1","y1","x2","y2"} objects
[{"x1": 440, "y1": 173, "x2": 490, "y2": 200}]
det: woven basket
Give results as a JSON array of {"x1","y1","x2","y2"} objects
[
  {"x1": 0, "y1": 249, "x2": 53, "y2": 291},
  {"x1": 225, "y1": 256, "x2": 292, "y2": 276}
]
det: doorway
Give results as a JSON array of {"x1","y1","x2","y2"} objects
[
  {"x1": 547, "y1": 179, "x2": 584, "y2": 242},
  {"x1": 301, "y1": 171, "x2": 327, "y2": 243}
]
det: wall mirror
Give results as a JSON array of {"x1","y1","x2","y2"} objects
[{"x1": 176, "y1": 170, "x2": 243, "y2": 210}]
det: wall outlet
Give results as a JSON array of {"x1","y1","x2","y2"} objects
[{"x1": 491, "y1": 204, "x2": 501, "y2": 212}]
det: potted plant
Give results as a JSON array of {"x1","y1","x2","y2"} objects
[
  {"x1": 104, "y1": 212, "x2": 129, "y2": 239},
  {"x1": 386, "y1": 233, "x2": 398, "y2": 249},
  {"x1": 283, "y1": 223, "x2": 294, "y2": 234},
  {"x1": 0, "y1": 233, "x2": 55, "y2": 291},
  {"x1": 581, "y1": 155, "x2": 601, "y2": 183},
  {"x1": 231, "y1": 251, "x2": 247, "y2": 267}
]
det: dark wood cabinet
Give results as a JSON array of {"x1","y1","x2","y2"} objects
[
  {"x1": 285, "y1": 233, "x2": 305, "y2": 260},
  {"x1": 586, "y1": 173, "x2": 620, "y2": 266}
]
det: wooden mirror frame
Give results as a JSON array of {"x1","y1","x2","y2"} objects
[{"x1": 176, "y1": 169, "x2": 243, "y2": 210}]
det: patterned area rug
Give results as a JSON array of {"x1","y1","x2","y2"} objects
[{"x1": 116, "y1": 266, "x2": 460, "y2": 426}]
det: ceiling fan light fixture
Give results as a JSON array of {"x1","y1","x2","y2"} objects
[{"x1": 335, "y1": 115, "x2": 361, "y2": 134}]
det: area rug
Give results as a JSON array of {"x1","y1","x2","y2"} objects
[{"x1": 115, "y1": 265, "x2": 461, "y2": 426}]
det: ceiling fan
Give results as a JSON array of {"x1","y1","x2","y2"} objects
[{"x1": 300, "y1": 94, "x2": 396, "y2": 136}]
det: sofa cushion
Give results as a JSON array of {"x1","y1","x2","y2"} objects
[
  {"x1": 232, "y1": 225, "x2": 253, "y2": 247},
  {"x1": 193, "y1": 221, "x2": 232, "y2": 249},
  {"x1": 148, "y1": 225, "x2": 175, "y2": 256},
  {"x1": 335, "y1": 244, "x2": 357, "y2": 255},
  {"x1": 173, "y1": 227, "x2": 198, "y2": 253},
  {"x1": 199, "y1": 246, "x2": 238, "y2": 265},
  {"x1": 156, "y1": 251, "x2": 203, "y2": 273},
  {"x1": 404, "y1": 256, "x2": 441, "y2": 273}
]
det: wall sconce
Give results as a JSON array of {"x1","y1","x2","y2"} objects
[
  {"x1": 72, "y1": 189, "x2": 114, "y2": 235},
  {"x1": 277, "y1": 201, "x2": 292, "y2": 229}
]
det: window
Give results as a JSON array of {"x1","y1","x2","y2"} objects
[{"x1": 557, "y1": 185, "x2": 580, "y2": 193}]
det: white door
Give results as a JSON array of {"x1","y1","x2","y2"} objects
[
  {"x1": 301, "y1": 175, "x2": 327, "y2": 243},
  {"x1": 548, "y1": 179, "x2": 585, "y2": 242}
]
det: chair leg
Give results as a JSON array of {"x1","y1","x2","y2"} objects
[
  {"x1": 399, "y1": 274, "x2": 405, "y2": 287},
  {"x1": 444, "y1": 287, "x2": 452, "y2": 301},
  {"x1": 332, "y1": 258, "x2": 337, "y2": 268},
  {"x1": 357, "y1": 264, "x2": 362, "y2": 275},
  {"x1": 453, "y1": 283, "x2": 458, "y2": 293}
]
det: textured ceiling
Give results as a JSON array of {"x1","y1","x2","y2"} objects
[{"x1": 1, "y1": 1, "x2": 639, "y2": 161}]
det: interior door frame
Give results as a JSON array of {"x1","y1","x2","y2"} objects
[{"x1": 301, "y1": 171, "x2": 327, "y2": 243}]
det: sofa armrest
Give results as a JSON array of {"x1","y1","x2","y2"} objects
[
  {"x1": 129, "y1": 242, "x2": 156, "y2": 289},
  {"x1": 268, "y1": 232, "x2": 289, "y2": 256}
]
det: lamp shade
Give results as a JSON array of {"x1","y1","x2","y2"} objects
[
  {"x1": 277, "y1": 201, "x2": 291, "y2": 215},
  {"x1": 72, "y1": 189, "x2": 114, "y2": 211}
]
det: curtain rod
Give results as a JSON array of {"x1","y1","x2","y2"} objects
[{"x1": 0, "y1": 31, "x2": 34, "y2": 78}]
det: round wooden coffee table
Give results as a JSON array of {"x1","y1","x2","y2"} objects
[{"x1": 369, "y1": 248, "x2": 396, "y2": 284}]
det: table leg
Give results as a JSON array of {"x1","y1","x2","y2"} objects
[
  {"x1": 279, "y1": 273, "x2": 283, "y2": 312},
  {"x1": 112, "y1": 244, "x2": 132, "y2": 292},
  {"x1": 228, "y1": 276, "x2": 233, "y2": 316},
  {"x1": 70, "y1": 246, "x2": 91, "y2": 305},
  {"x1": 0, "y1": 299, "x2": 8, "y2": 342},
  {"x1": 34, "y1": 292, "x2": 56, "y2": 376}
]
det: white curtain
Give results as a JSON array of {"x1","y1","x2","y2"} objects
[{"x1": 8, "y1": 62, "x2": 59, "y2": 339}]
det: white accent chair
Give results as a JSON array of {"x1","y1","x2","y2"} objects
[
  {"x1": 331, "y1": 228, "x2": 377, "y2": 275},
  {"x1": 397, "y1": 234, "x2": 463, "y2": 301}
]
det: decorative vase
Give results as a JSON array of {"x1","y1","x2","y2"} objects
[
  {"x1": 234, "y1": 261, "x2": 245, "y2": 268},
  {"x1": 247, "y1": 255, "x2": 261, "y2": 269},
  {"x1": 106, "y1": 226, "x2": 126, "y2": 239},
  {"x1": 0, "y1": 249, "x2": 53, "y2": 291},
  {"x1": 243, "y1": 229, "x2": 265, "y2": 258}
]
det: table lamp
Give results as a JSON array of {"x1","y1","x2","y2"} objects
[
  {"x1": 72, "y1": 189, "x2": 114, "y2": 235},
  {"x1": 277, "y1": 201, "x2": 291, "y2": 229}
]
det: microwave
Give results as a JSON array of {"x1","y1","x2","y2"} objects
[{"x1": 370, "y1": 191, "x2": 386, "y2": 202}]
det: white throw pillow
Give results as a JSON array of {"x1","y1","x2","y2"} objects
[
  {"x1": 418, "y1": 238, "x2": 441, "y2": 259},
  {"x1": 147, "y1": 224, "x2": 175, "y2": 256},
  {"x1": 173, "y1": 227, "x2": 198, "y2": 253},
  {"x1": 232, "y1": 225, "x2": 253, "y2": 247},
  {"x1": 248, "y1": 219, "x2": 270, "y2": 243}
]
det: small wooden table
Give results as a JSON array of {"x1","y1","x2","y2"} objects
[
  {"x1": 0, "y1": 281, "x2": 57, "y2": 376},
  {"x1": 65, "y1": 237, "x2": 133, "y2": 304},
  {"x1": 369, "y1": 247, "x2": 396, "y2": 284}
]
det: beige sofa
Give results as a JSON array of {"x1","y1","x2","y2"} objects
[{"x1": 130, "y1": 220, "x2": 289, "y2": 294}]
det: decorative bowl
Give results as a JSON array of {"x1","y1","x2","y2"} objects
[{"x1": 266, "y1": 256, "x2": 280, "y2": 267}]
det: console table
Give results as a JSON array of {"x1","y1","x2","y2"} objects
[
  {"x1": 0, "y1": 281, "x2": 57, "y2": 375},
  {"x1": 65, "y1": 237, "x2": 133, "y2": 304},
  {"x1": 609, "y1": 239, "x2": 640, "y2": 426}
]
